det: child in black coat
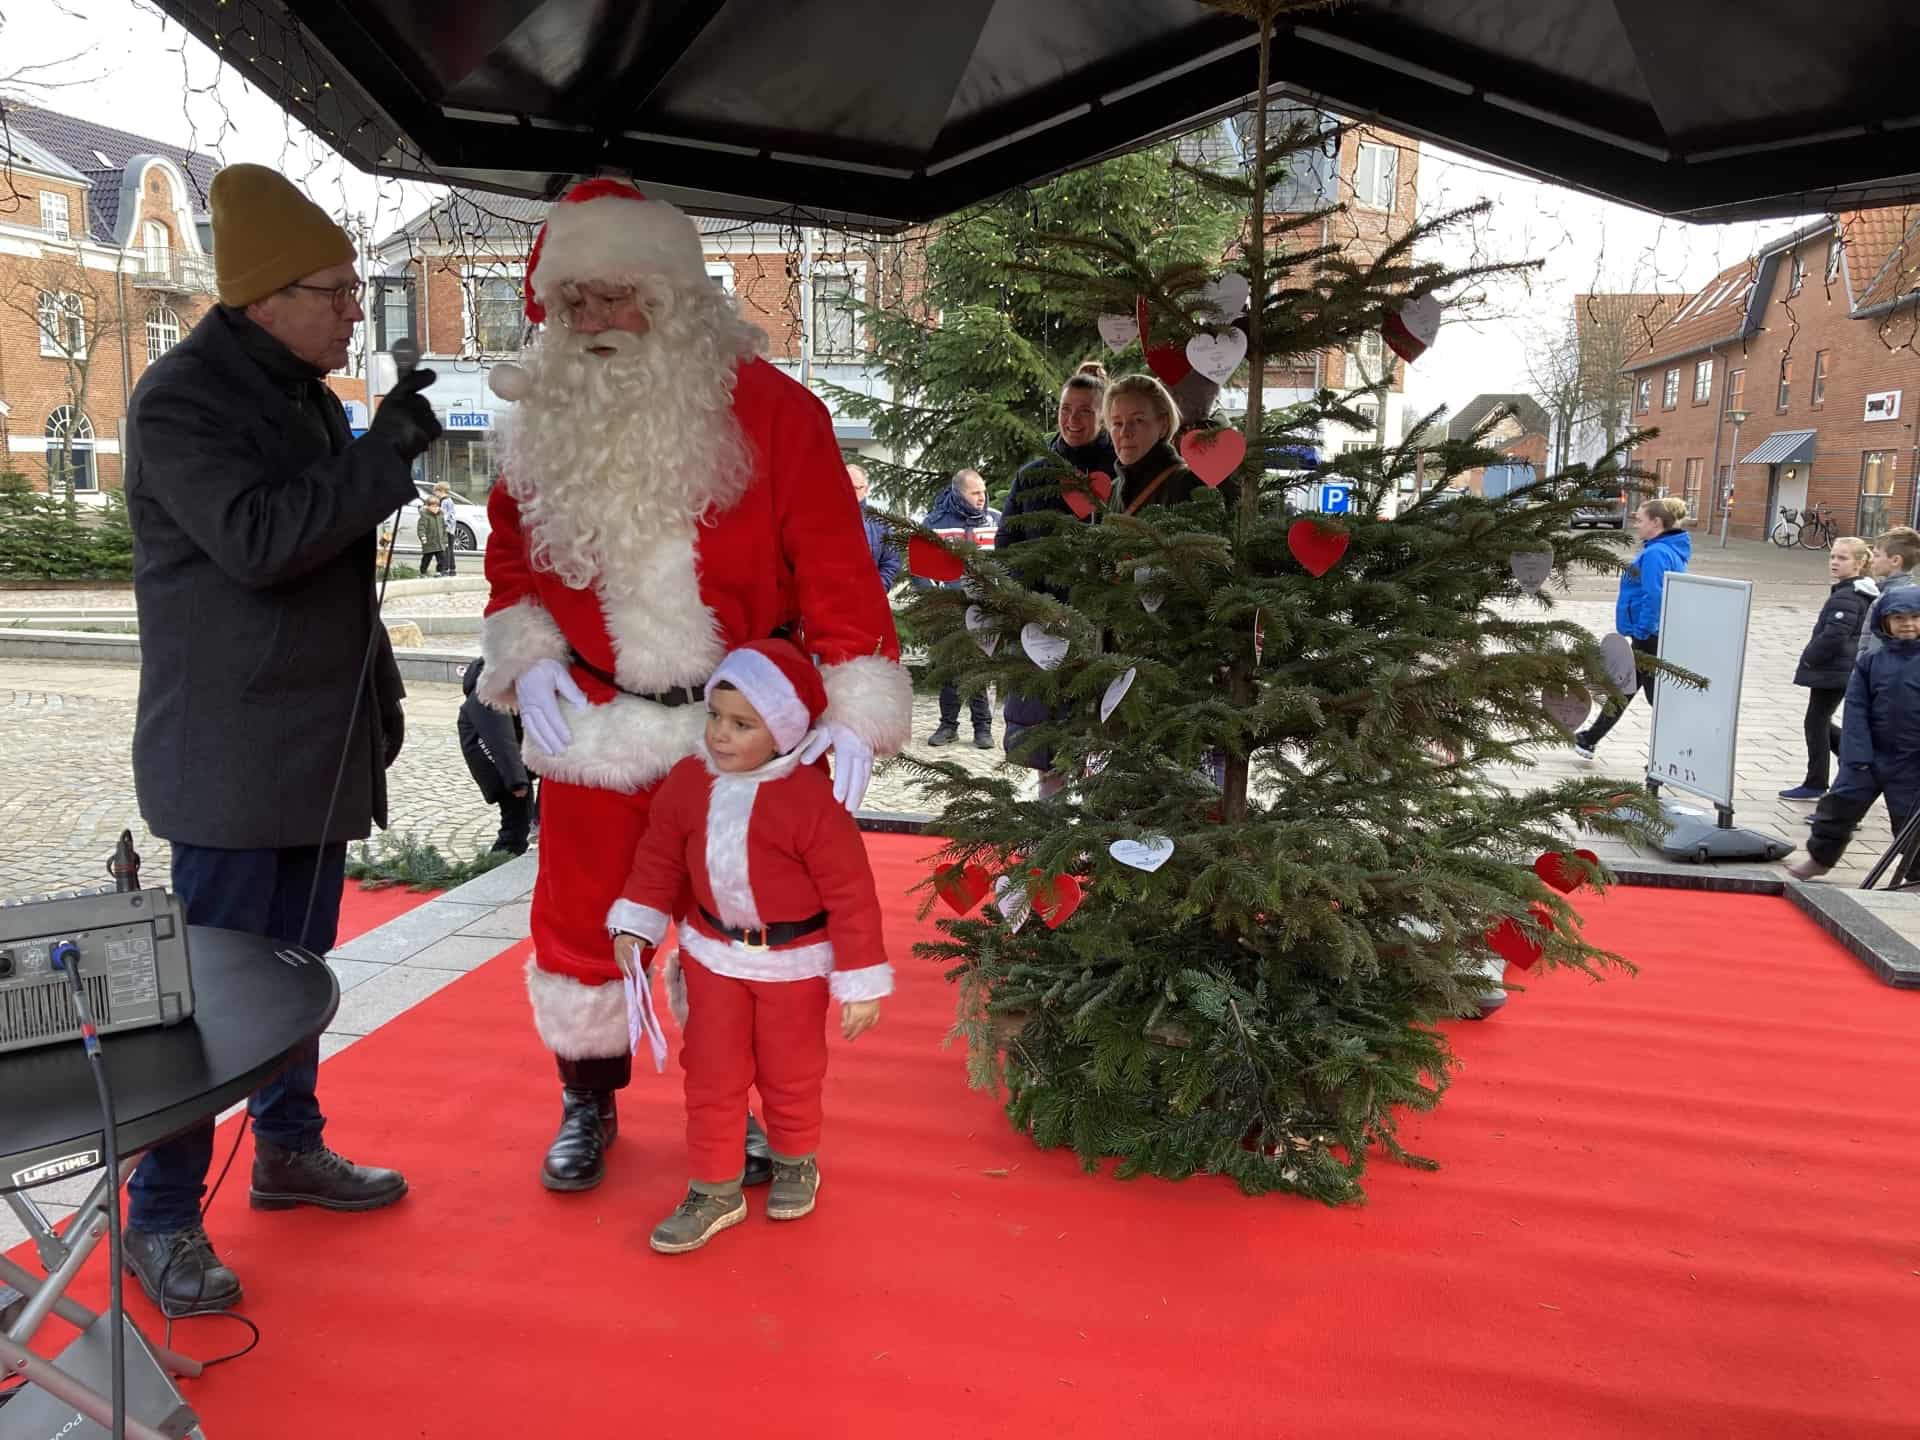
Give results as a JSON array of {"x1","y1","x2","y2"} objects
[{"x1": 1780, "y1": 536, "x2": 1878, "y2": 801}]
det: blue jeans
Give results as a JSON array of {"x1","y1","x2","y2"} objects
[{"x1": 125, "y1": 842, "x2": 346, "y2": 1233}]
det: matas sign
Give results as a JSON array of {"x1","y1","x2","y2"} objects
[{"x1": 1864, "y1": 390, "x2": 1902, "y2": 423}]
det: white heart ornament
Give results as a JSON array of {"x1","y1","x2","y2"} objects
[
  {"x1": 1509, "y1": 549, "x2": 1553, "y2": 593},
  {"x1": 1600, "y1": 633, "x2": 1638, "y2": 694},
  {"x1": 1021, "y1": 623, "x2": 1069, "y2": 671},
  {"x1": 1100, "y1": 666, "x2": 1136, "y2": 724},
  {"x1": 1097, "y1": 313, "x2": 1139, "y2": 351},
  {"x1": 993, "y1": 874, "x2": 1029, "y2": 932},
  {"x1": 1186, "y1": 328, "x2": 1248, "y2": 383},
  {"x1": 1198, "y1": 272, "x2": 1250, "y2": 321},
  {"x1": 964, "y1": 604, "x2": 998, "y2": 656},
  {"x1": 1109, "y1": 836, "x2": 1174, "y2": 873},
  {"x1": 1133, "y1": 563, "x2": 1165, "y2": 614},
  {"x1": 1543, "y1": 685, "x2": 1590, "y2": 731}
]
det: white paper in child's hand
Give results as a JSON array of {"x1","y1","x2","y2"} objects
[{"x1": 626, "y1": 967, "x2": 668, "y2": 1073}]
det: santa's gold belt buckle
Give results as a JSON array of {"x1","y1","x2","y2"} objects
[{"x1": 740, "y1": 928, "x2": 769, "y2": 950}]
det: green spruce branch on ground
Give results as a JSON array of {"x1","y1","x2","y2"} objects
[{"x1": 346, "y1": 831, "x2": 517, "y2": 894}]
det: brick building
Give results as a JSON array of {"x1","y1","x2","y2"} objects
[
  {"x1": 0, "y1": 105, "x2": 222, "y2": 497},
  {"x1": 1446, "y1": 393, "x2": 1550, "y2": 493},
  {"x1": 1621, "y1": 207, "x2": 1920, "y2": 540}
]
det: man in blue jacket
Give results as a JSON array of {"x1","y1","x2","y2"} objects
[
  {"x1": 1790, "y1": 586, "x2": 1920, "y2": 879},
  {"x1": 1574, "y1": 498, "x2": 1691, "y2": 759},
  {"x1": 849, "y1": 464, "x2": 902, "y2": 589},
  {"x1": 914, "y1": 468, "x2": 999, "y2": 747}
]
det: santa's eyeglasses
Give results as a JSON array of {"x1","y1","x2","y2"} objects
[{"x1": 553, "y1": 282, "x2": 638, "y2": 326}]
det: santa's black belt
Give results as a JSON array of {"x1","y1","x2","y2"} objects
[
  {"x1": 697, "y1": 906, "x2": 828, "y2": 950},
  {"x1": 568, "y1": 648, "x2": 700, "y2": 707}
]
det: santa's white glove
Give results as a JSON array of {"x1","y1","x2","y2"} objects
[
  {"x1": 514, "y1": 656, "x2": 588, "y2": 756},
  {"x1": 798, "y1": 723, "x2": 873, "y2": 811}
]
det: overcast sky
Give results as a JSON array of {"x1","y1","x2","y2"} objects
[{"x1": 5, "y1": 0, "x2": 1810, "y2": 421}]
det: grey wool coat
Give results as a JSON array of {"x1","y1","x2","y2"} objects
[{"x1": 124, "y1": 306, "x2": 418, "y2": 850}]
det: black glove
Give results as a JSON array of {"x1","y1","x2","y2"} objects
[
  {"x1": 381, "y1": 704, "x2": 405, "y2": 768},
  {"x1": 366, "y1": 368, "x2": 442, "y2": 463}
]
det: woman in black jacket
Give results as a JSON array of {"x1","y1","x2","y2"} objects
[{"x1": 1782, "y1": 536, "x2": 1880, "y2": 800}]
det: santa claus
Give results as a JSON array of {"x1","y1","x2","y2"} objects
[{"x1": 478, "y1": 179, "x2": 911, "y2": 1191}]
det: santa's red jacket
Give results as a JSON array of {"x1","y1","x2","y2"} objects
[{"x1": 608, "y1": 745, "x2": 893, "y2": 1005}]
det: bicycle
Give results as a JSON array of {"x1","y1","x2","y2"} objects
[
  {"x1": 1797, "y1": 502, "x2": 1838, "y2": 550},
  {"x1": 1771, "y1": 506, "x2": 1803, "y2": 548}
]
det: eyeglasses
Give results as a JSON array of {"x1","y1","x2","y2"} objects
[
  {"x1": 284, "y1": 280, "x2": 367, "y2": 313},
  {"x1": 554, "y1": 282, "x2": 638, "y2": 326}
]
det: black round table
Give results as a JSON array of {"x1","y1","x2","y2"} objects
[{"x1": 1, "y1": 927, "x2": 339, "y2": 1192}]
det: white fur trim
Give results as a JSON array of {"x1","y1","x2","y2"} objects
[
  {"x1": 596, "y1": 528, "x2": 730, "y2": 693},
  {"x1": 680, "y1": 927, "x2": 833, "y2": 982},
  {"x1": 707, "y1": 647, "x2": 812, "y2": 752},
  {"x1": 525, "y1": 958, "x2": 629, "y2": 1060},
  {"x1": 606, "y1": 900, "x2": 670, "y2": 944},
  {"x1": 830, "y1": 963, "x2": 895, "y2": 1003},
  {"x1": 820, "y1": 655, "x2": 913, "y2": 757},
  {"x1": 704, "y1": 774, "x2": 762, "y2": 928},
  {"x1": 525, "y1": 694, "x2": 706, "y2": 792},
  {"x1": 531, "y1": 192, "x2": 709, "y2": 301},
  {"x1": 477, "y1": 598, "x2": 570, "y2": 708}
]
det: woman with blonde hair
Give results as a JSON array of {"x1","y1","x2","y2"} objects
[
  {"x1": 1781, "y1": 535, "x2": 1879, "y2": 800},
  {"x1": 1104, "y1": 372, "x2": 1229, "y2": 513},
  {"x1": 1574, "y1": 496, "x2": 1691, "y2": 759}
]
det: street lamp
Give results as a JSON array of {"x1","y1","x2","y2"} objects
[{"x1": 1721, "y1": 408, "x2": 1749, "y2": 548}]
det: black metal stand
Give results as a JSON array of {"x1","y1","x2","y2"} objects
[{"x1": 1859, "y1": 807, "x2": 1920, "y2": 891}]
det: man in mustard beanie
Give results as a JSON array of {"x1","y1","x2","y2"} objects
[{"x1": 121, "y1": 164, "x2": 441, "y2": 1317}]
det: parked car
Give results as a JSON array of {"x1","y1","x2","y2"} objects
[
  {"x1": 396, "y1": 483, "x2": 491, "y2": 552},
  {"x1": 1571, "y1": 490, "x2": 1627, "y2": 528}
]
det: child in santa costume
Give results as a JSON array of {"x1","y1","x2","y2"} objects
[
  {"x1": 476, "y1": 178, "x2": 910, "y2": 1193},
  {"x1": 608, "y1": 639, "x2": 891, "y2": 1254}
]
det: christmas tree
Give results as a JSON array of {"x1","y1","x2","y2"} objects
[{"x1": 896, "y1": 1, "x2": 1658, "y2": 1204}]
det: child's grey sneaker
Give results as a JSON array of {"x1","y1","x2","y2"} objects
[
  {"x1": 649, "y1": 1188, "x2": 747, "y2": 1254},
  {"x1": 766, "y1": 1158, "x2": 821, "y2": 1221}
]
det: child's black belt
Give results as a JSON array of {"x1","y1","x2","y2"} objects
[
  {"x1": 698, "y1": 906, "x2": 828, "y2": 950},
  {"x1": 569, "y1": 648, "x2": 700, "y2": 707}
]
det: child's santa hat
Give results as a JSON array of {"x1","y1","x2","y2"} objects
[
  {"x1": 705, "y1": 638, "x2": 828, "y2": 754},
  {"x1": 521, "y1": 178, "x2": 708, "y2": 326}
]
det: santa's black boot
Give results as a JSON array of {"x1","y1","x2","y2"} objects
[{"x1": 542, "y1": 1054, "x2": 630, "y2": 1192}]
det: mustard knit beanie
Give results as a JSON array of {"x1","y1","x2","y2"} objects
[{"x1": 209, "y1": 164, "x2": 355, "y2": 307}]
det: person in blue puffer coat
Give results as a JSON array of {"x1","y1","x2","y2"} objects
[
  {"x1": 1574, "y1": 496, "x2": 1691, "y2": 759},
  {"x1": 1790, "y1": 585, "x2": 1920, "y2": 879}
]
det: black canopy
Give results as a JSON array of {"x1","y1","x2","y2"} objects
[{"x1": 151, "y1": 0, "x2": 1920, "y2": 228}]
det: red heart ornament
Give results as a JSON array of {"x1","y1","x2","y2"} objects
[
  {"x1": 1533, "y1": 848, "x2": 1599, "y2": 895},
  {"x1": 1089, "y1": 471, "x2": 1112, "y2": 502},
  {"x1": 1484, "y1": 903, "x2": 1557, "y2": 971},
  {"x1": 934, "y1": 862, "x2": 991, "y2": 916},
  {"x1": 1030, "y1": 870, "x2": 1085, "y2": 929},
  {"x1": 1180, "y1": 428, "x2": 1246, "y2": 487},
  {"x1": 1061, "y1": 471, "x2": 1113, "y2": 520},
  {"x1": 1063, "y1": 488, "x2": 1093, "y2": 521},
  {"x1": 907, "y1": 534, "x2": 965, "y2": 583},
  {"x1": 1287, "y1": 519, "x2": 1350, "y2": 577}
]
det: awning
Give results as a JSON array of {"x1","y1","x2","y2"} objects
[{"x1": 1740, "y1": 430, "x2": 1817, "y2": 466}]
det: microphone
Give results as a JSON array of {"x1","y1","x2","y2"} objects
[{"x1": 391, "y1": 336, "x2": 419, "y2": 383}]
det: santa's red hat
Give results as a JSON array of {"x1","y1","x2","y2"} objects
[
  {"x1": 705, "y1": 638, "x2": 828, "y2": 754},
  {"x1": 522, "y1": 177, "x2": 708, "y2": 326}
]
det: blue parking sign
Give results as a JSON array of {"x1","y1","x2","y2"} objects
[{"x1": 1318, "y1": 482, "x2": 1351, "y2": 515}]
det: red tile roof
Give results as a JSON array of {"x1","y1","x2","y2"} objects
[
  {"x1": 1622, "y1": 258, "x2": 1767, "y2": 370},
  {"x1": 1841, "y1": 204, "x2": 1920, "y2": 313}
]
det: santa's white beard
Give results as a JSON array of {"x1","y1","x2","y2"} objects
[{"x1": 501, "y1": 314, "x2": 759, "y2": 589}]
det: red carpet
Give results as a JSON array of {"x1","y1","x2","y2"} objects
[
  {"x1": 334, "y1": 879, "x2": 439, "y2": 944},
  {"x1": 20, "y1": 839, "x2": 1920, "y2": 1437}
]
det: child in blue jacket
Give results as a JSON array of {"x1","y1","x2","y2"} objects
[
  {"x1": 1574, "y1": 497, "x2": 1691, "y2": 759},
  {"x1": 1789, "y1": 586, "x2": 1920, "y2": 878}
]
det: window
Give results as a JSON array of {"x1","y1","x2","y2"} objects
[
  {"x1": 145, "y1": 304, "x2": 180, "y2": 363},
  {"x1": 1236, "y1": 102, "x2": 1338, "y2": 210},
  {"x1": 1683, "y1": 457, "x2": 1704, "y2": 514},
  {"x1": 1787, "y1": 252, "x2": 1806, "y2": 296},
  {"x1": 1654, "y1": 457, "x2": 1674, "y2": 496},
  {"x1": 38, "y1": 191, "x2": 71, "y2": 240},
  {"x1": 1777, "y1": 355, "x2": 1792, "y2": 409},
  {"x1": 372, "y1": 277, "x2": 418, "y2": 353},
  {"x1": 1635, "y1": 377, "x2": 1652, "y2": 414},
  {"x1": 1728, "y1": 368, "x2": 1746, "y2": 413},
  {"x1": 142, "y1": 220, "x2": 170, "y2": 275},
  {"x1": 812, "y1": 267, "x2": 864, "y2": 360},
  {"x1": 1693, "y1": 359, "x2": 1713, "y2": 404},
  {"x1": 472, "y1": 275, "x2": 522, "y2": 355},
  {"x1": 36, "y1": 291, "x2": 85, "y2": 359},
  {"x1": 1662, "y1": 369, "x2": 1679, "y2": 409},
  {"x1": 45, "y1": 407, "x2": 95, "y2": 493},
  {"x1": 705, "y1": 262, "x2": 735, "y2": 296},
  {"x1": 1354, "y1": 141, "x2": 1398, "y2": 210},
  {"x1": 1345, "y1": 329, "x2": 1387, "y2": 386},
  {"x1": 1861, "y1": 451, "x2": 1897, "y2": 535},
  {"x1": 1826, "y1": 239, "x2": 1842, "y2": 285},
  {"x1": 1811, "y1": 350, "x2": 1830, "y2": 408}
]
